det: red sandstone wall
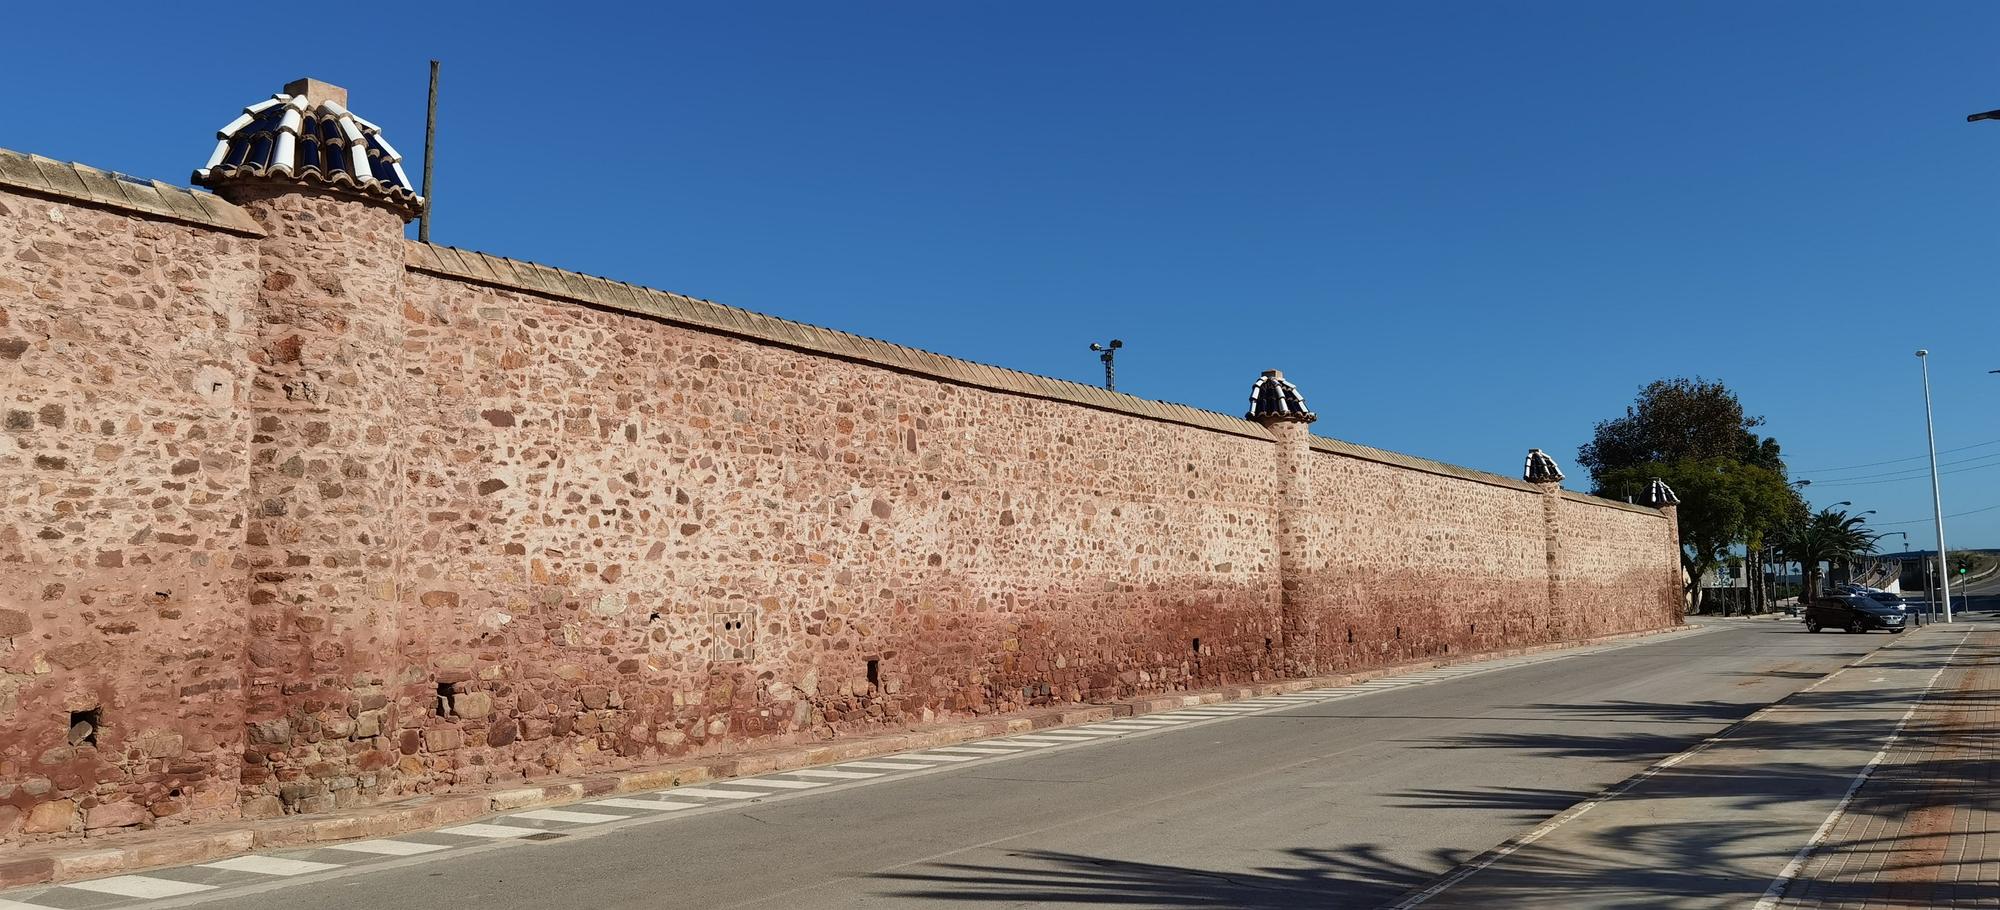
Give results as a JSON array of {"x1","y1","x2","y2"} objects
[
  {"x1": 1557, "y1": 495, "x2": 1681, "y2": 638},
  {"x1": 0, "y1": 189, "x2": 260, "y2": 839},
  {"x1": 0, "y1": 176, "x2": 1679, "y2": 841},
  {"x1": 1287, "y1": 451, "x2": 1556, "y2": 674},
  {"x1": 378, "y1": 271, "x2": 1286, "y2": 793}
]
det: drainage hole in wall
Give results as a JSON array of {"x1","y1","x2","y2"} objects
[
  {"x1": 69, "y1": 708, "x2": 101, "y2": 746},
  {"x1": 866, "y1": 659, "x2": 880, "y2": 687},
  {"x1": 648, "y1": 610, "x2": 661, "y2": 622},
  {"x1": 435, "y1": 683, "x2": 453, "y2": 716},
  {"x1": 1395, "y1": 627, "x2": 1402, "y2": 640},
  {"x1": 1190, "y1": 638, "x2": 1201, "y2": 655},
  {"x1": 1346, "y1": 628, "x2": 1354, "y2": 644},
  {"x1": 1264, "y1": 637, "x2": 1272, "y2": 652}
]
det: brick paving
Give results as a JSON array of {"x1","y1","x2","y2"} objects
[{"x1": 1777, "y1": 626, "x2": 2000, "y2": 909}]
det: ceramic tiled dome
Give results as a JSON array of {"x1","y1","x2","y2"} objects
[
  {"x1": 1523, "y1": 448, "x2": 1565, "y2": 483},
  {"x1": 1246, "y1": 370, "x2": 1315, "y2": 423},
  {"x1": 1643, "y1": 478, "x2": 1681, "y2": 507},
  {"x1": 195, "y1": 78, "x2": 423, "y2": 220}
]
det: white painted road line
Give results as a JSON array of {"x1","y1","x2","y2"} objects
[
  {"x1": 925, "y1": 746, "x2": 1028, "y2": 755},
  {"x1": 200, "y1": 856, "x2": 344, "y2": 876},
  {"x1": 784, "y1": 768, "x2": 884, "y2": 780},
  {"x1": 591, "y1": 798, "x2": 700, "y2": 810},
  {"x1": 898, "y1": 752, "x2": 980, "y2": 762},
  {"x1": 1008, "y1": 734, "x2": 1102, "y2": 742},
  {"x1": 438, "y1": 823, "x2": 546, "y2": 839},
  {"x1": 322, "y1": 839, "x2": 450, "y2": 856},
  {"x1": 839, "y1": 760, "x2": 945, "y2": 771},
  {"x1": 0, "y1": 899, "x2": 56, "y2": 910},
  {"x1": 512, "y1": 808, "x2": 631, "y2": 824},
  {"x1": 1101, "y1": 718, "x2": 1187, "y2": 726},
  {"x1": 64, "y1": 875, "x2": 217, "y2": 898},
  {"x1": 669, "y1": 787, "x2": 766, "y2": 800},
  {"x1": 716, "y1": 778, "x2": 826, "y2": 789}
]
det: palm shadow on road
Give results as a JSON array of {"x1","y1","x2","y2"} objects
[{"x1": 870, "y1": 844, "x2": 1464, "y2": 908}]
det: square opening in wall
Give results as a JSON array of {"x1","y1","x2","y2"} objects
[
  {"x1": 711, "y1": 611, "x2": 754, "y2": 662},
  {"x1": 68, "y1": 708, "x2": 101, "y2": 746},
  {"x1": 866, "y1": 659, "x2": 880, "y2": 687},
  {"x1": 436, "y1": 683, "x2": 453, "y2": 717}
]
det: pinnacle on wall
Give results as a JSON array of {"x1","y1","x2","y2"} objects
[
  {"x1": 1524, "y1": 448, "x2": 1566, "y2": 484},
  {"x1": 194, "y1": 78, "x2": 425, "y2": 221},
  {"x1": 1246, "y1": 370, "x2": 1316, "y2": 423}
]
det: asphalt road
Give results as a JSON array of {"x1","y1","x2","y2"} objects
[{"x1": 104, "y1": 621, "x2": 1886, "y2": 910}]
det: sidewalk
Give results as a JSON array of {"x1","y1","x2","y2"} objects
[
  {"x1": 1396, "y1": 618, "x2": 1999, "y2": 909},
  {"x1": 1771, "y1": 622, "x2": 2000, "y2": 909}
]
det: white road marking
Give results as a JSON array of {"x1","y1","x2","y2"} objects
[
  {"x1": 669, "y1": 787, "x2": 766, "y2": 799},
  {"x1": 64, "y1": 875, "x2": 217, "y2": 898},
  {"x1": 1069, "y1": 725, "x2": 1145, "y2": 733},
  {"x1": 322, "y1": 839, "x2": 449, "y2": 856},
  {"x1": 924, "y1": 746, "x2": 1028, "y2": 755},
  {"x1": 0, "y1": 900, "x2": 56, "y2": 910},
  {"x1": 438, "y1": 823, "x2": 545, "y2": 839},
  {"x1": 512, "y1": 808, "x2": 629, "y2": 824},
  {"x1": 715, "y1": 778, "x2": 825, "y2": 789},
  {"x1": 897, "y1": 752, "x2": 980, "y2": 762},
  {"x1": 1099, "y1": 718, "x2": 1187, "y2": 726},
  {"x1": 784, "y1": 768, "x2": 883, "y2": 779},
  {"x1": 839, "y1": 761, "x2": 942, "y2": 771},
  {"x1": 591, "y1": 798, "x2": 701, "y2": 810},
  {"x1": 200, "y1": 855, "x2": 343, "y2": 876}
]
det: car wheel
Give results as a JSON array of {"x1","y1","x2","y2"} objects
[
  {"x1": 1848, "y1": 619, "x2": 1864, "y2": 634},
  {"x1": 1806, "y1": 619, "x2": 1820, "y2": 633}
]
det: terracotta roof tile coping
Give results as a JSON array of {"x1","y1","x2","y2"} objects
[{"x1": 0, "y1": 147, "x2": 264, "y2": 236}]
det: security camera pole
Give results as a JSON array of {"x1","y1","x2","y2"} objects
[{"x1": 1089, "y1": 339, "x2": 1123, "y2": 391}]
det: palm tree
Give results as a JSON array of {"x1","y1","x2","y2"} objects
[{"x1": 1771, "y1": 507, "x2": 1878, "y2": 601}]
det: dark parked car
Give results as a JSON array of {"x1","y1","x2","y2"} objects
[{"x1": 1805, "y1": 594, "x2": 1906, "y2": 633}]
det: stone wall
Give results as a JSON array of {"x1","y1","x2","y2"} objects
[
  {"x1": 0, "y1": 157, "x2": 1681, "y2": 844},
  {"x1": 0, "y1": 186, "x2": 262, "y2": 837}
]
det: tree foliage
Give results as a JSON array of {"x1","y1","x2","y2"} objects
[
  {"x1": 1579, "y1": 378, "x2": 1800, "y2": 612},
  {"x1": 1577, "y1": 378, "x2": 1782, "y2": 487},
  {"x1": 1770, "y1": 508, "x2": 1878, "y2": 600}
]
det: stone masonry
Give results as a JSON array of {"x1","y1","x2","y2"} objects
[{"x1": 0, "y1": 78, "x2": 1681, "y2": 844}]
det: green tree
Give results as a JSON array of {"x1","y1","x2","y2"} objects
[
  {"x1": 1580, "y1": 378, "x2": 1799, "y2": 613},
  {"x1": 1771, "y1": 508, "x2": 1878, "y2": 600},
  {"x1": 1578, "y1": 377, "x2": 1780, "y2": 483}
]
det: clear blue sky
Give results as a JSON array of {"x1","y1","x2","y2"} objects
[{"x1": 5, "y1": 2, "x2": 1998, "y2": 546}]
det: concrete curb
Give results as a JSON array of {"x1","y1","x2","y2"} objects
[{"x1": 0, "y1": 622, "x2": 1694, "y2": 890}]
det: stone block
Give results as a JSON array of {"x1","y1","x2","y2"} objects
[{"x1": 22, "y1": 799, "x2": 75, "y2": 834}]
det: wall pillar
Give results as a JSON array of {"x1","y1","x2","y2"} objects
[
  {"x1": 1644, "y1": 479, "x2": 1684, "y2": 619},
  {"x1": 1524, "y1": 449, "x2": 1566, "y2": 640},
  {"x1": 224, "y1": 184, "x2": 413, "y2": 816},
  {"x1": 1246, "y1": 370, "x2": 1318, "y2": 677}
]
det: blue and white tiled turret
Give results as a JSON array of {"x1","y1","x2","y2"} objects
[{"x1": 194, "y1": 78, "x2": 424, "y2": 221}]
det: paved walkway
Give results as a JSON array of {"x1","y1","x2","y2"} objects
[
  {"x1": 1401, "y1": 619, "x2": 2000, "y2": 909},
  {"x1": 1772, "y1": 623, "x2": 2000, "y2": 909}
]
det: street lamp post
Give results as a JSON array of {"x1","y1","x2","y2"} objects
[{"x1": 1917, "y1": 350, "x2": 1952, "y2": 622}]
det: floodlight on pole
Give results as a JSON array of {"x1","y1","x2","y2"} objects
[{"x1": 1088, "y1": 339, "x2": 1123, "y2": 391}]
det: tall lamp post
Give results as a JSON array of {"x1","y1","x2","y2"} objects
[
  {"x1": 1917, "y1": 350, "x2": 1952, "y2": 622},
  {"x1": 1088, "y1": 339, "x2": 1123, "y2": 391}
]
